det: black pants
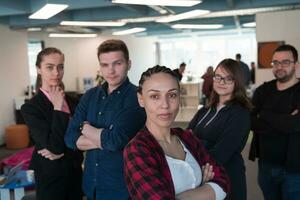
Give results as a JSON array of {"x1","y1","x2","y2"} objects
[
  {"x1": 35, "y1": 166, "x2": 82, "y2": 200},
  {"x1": 226, "y1": 163, "x2": 247, "y2": 200}
]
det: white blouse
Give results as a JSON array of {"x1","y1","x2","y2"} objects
[{"x1": 165, "y1": 139, "x2": 226, "y2": 200}]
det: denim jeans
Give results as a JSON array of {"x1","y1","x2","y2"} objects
[{"x1": 258, "y1": 160, "x2": 300, "y2": 200}]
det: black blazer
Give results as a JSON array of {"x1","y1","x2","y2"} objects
[{"x1": 21, "y1": 90, "x2": 83, "y2": 175}]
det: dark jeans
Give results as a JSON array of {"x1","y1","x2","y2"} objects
[
  {"x1": 87, "y1": 189, "x2": 130, "y2": 200},
  {"x1": 258, "y1": 160, "x2": 300, "y2": 200}
]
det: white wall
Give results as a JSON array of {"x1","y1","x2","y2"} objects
[
  {"x1": 0, "y1": 25, "x2": 29, "y2": 144},
  {"x1": 256, "y1": 10, "x2": 300, "y2": 86},
  {"x1": 29, "y1": 33, "x2": 157, "y2": 91}
]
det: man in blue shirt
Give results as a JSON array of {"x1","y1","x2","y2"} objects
[{"x1": 65, "y1": 39, "x2": 146, "y2": 200}]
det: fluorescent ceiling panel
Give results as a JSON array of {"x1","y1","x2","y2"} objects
[
  {"x1": 113, "y1": 28, "x2": 146, "y2": 35},
  {"x1": 148, "y1": 5, "x2": 168, "y2": 14},
  {"x1": 172, "y1": 24, "x2": 224, "y2": 29},
  {"x1": 120, "y1": 16, "x2": 161, "y2": 23},
  {"x1": 27, "y1": 27, "x2": 42, "y2": 32},
  {"x1": 112, "y1": 0, "x2": 201, "y2": 7},
  {"x1": 156, "y1": 10, "x2": 210, "y2": 23},
  {"x1": 61, "y1": 21, "x2": 126, "y2": 27},
  {"x1": 242, "y1": 22, "x2": 256, "y2": 27},
  {"x1": 49, "y1": 33, "x2": 98, "y2": 38},
  {"x1": 29, "y1": 4, "x2": 68, "y2": 19}
]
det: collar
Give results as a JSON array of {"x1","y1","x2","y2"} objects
[
  {"x1": 101, "y1": 77, "x2": 130, "y2": 95},
  {"x1": 39, "y1": 88, "x2": 51, "y2": 101}
]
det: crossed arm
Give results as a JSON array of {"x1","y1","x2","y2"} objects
[
  {"x1": 124, "y1": 138, "x2": 229, "y2": 200},
  {"x1": 76, "y1": 123, "x2": 101, "y2": 150},
  {"x1": 21, "y1": 87, "x2": 69, "y2": 160},
  {"x1": 251, "y1": 85, "x2": 300, "y2": 134},
  {"x1": 65, "y1": 89, "x2": 146, "y2": 152},
  {"x1": 75, "y1": 105, "x2": 146, "y2": 151}
]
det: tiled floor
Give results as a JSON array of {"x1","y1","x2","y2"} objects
[{"x1": 243, "y1": 138, "x2": 264, "y2": 200}]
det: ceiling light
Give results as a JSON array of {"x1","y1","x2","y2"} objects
[
  {"x1": 192, "y1": 5, "x2": 300, "y2": 19},
  {"x1": 49, "y1": 33, "x2": 98, "y2": 38},
  {"x1": 242, "y1": 22, "x2": 256, "y2": 27},
  {"x1": 29, "y1": 4, "x2": 68, "y2": 19},
  {"x1": 114, "y1": 4, "x2": 300, "y2": 24},
  {"x1": 172, "y1": 24, "x2": 224, "y2": 29},
  {"x1": 113, "y1": 28, "x2": 146, "y2": 35},
  {"x1": 120, "y1": 16, "x2": 161, "y2": 23},
  {"x1": 112, "y1": 0, "x2": 201, "y2": 7},
  {"x1": 60, "y1": 21, "x2": 126, "y2": 27},
  {"x1": 27, "y1": 27, "x2": 42, "y2": 32},
  {"x1": 148, "y1": 5, "x2": 168, "y2": 14},
  {"x1": 156, "y1": 10, "x2": 210, "y2": 23}
]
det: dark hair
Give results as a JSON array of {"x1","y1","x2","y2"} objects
[
  {"x1": 208, "y1": 58, "x2": 253, "y2": 110},
  {"x1": 138, "y1": 65, "x2": 180, "y2": 94},
  {"x1": 97, "y1": 39, "x2": 129, "y2": 61},
  {"x1": 235, "y1": 53, "x2": 241, "y2": 59},
  {"x1": 180, "y1": 62, "x2": 186, "y2": 68},
  {"x1": 35, "y1": 47, "x2": 64, "y2": 68},
  {"x1": 35, "y1": 74, "x2": 42, "y2": 91},
  {"x1": 274, "y1": 44, "x2": 298, "y2": 62}
]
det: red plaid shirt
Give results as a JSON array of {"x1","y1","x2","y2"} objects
[{"x1": 124, "y1": 127, "x2": 230, "y2": 200}]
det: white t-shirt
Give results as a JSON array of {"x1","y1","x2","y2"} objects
[{"x1": 165, "y1": 139, "x2": 226, "y2": 200}]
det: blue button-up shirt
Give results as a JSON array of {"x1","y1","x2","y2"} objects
[{"x1": 65, "y1": 78, "x2": 146, "y2": 200}]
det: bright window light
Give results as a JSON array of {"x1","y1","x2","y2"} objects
[
  {"x1": 172, "y1": 24, "x2": 224, "y2": 29},
  {"x1": 156, "y1": 10, "x2": 210, "y2": 23},
  {"x1": 29, "y1": 4, "x2": 68, "y2": 19},
  {"x1": 27, "y1": 27, "x2": 42, "y2": 32},
  {"x1": 113, "y1": 28, "x2": 146, "y2": 35},
  {"x1": 49, "y1": 33, "x2": 98, "y2": 38},
  {"x1": 242, "y1": 22, "x2": 256, "y2": 28},
  {"x1": 60, "y1": 21, "x2": 126, "y2": 27},
  {"x1": 112, "y1": 0, "x2": 201, "y2": 7}
]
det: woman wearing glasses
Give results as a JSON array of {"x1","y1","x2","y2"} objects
[{"x1": 188, "y1": 59, "x2": 252, "y2": 200}]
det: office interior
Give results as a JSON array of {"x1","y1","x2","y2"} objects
[{"x1": 1, "y1": 0, "x2": 300, "y2": 199}]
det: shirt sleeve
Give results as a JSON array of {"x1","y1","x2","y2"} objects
[
  {"x1": 124, "y1": 141, "x2": 176, "y2": 200},
  {"x1": 251, "y1": 85, "x2": 272, "y2": 133},
  {"x1": 64, "y1": 91, "x2": 90, "y2": 149},
  {"x1": 259, "y1": 110, "x2": 300, "y2": 133},
  {"x1": 206, "y1": 182, "x2": 226, "y2": 200},
  {"x1": 100, "y1": 104, "x2": 146, "y2": 152},
  {"x1": 21, "y1": 102, "x2": 69, "y2": 154}
]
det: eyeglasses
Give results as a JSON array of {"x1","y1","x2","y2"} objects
[
  {"x1": 213, "y1": 74, "x2": 234, "y2": 84},
  {"x1": 271, "y1": 60, "x2": 295, "y2": 68}
]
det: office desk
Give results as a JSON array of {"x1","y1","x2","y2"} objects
[{"x1": 0, "y1": 170, "x2": 34, "y2": 200}]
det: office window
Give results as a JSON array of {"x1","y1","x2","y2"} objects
[
  {"x1": 159, "y1": 32, "x2": 257, "y2": 83},
  {"x1": 27, "y1": 41, "x2": 43, "y2": 89}
]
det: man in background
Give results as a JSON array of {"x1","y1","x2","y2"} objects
[
  {"x1": 250, "y1": 61, "x2": 256, "y2": 84},
  {"x1": 173, "y1": 62, "x2": 186, "y2": 81},
  {"x1": 249, "y1": 44, "x2": 300, "y2": 200},
  {"x1": 201, "y1": 66, "x2": 214, "y2": 105},
  {"x1": 236, "y1": 53, "x2": 251, "y2": 86}
]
